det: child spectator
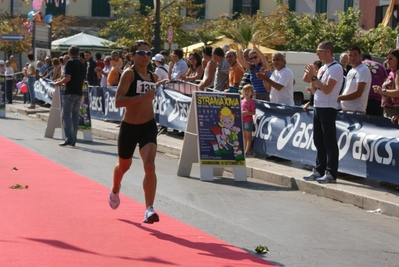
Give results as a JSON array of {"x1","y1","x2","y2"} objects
[{"x1": 241, "y1": 84, "x2": 256, "y2": 157}]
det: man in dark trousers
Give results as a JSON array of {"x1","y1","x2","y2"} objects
[
  {"x1": 54, "y1": 45, "x2": 86, "y2": 146},
  {"x1": 303, "y1": 41, "x2": 343, "y2": 183}
]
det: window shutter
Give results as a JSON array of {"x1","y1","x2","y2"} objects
[
  {"x1": 140, "y1": 0, "x2": 154, "y2": 15},
  {"x1": 344, "y1": 0, "x2": 354, "y2": 12},
  {"x1": 251, "y1": 0, "x2": 260, "y2": 15},
  {"x1": 375, "y1": 6, "x2": 383, "y2": 27},
  {"x1": 233, "y1": 0, "x2": 243, "y2": 19},
  {"x1": 316, "y1": 0, "x2": 327, "y2": 14},
  {"x1": 92, "y1": 0, "x2": 110, "y2": 17},
  {"x1": 45, "y1": 2, "x2": 66, "y2": 16},
  {"x1": 288, "y1": 0, "x2": 296, "y2": 12},
  {"x1": 194, "y1": 0, "x2": 206, "y2": 19}
]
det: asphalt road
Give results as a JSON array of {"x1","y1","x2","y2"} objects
[{"x1": 1, "y1": 113, "x2": 399, "y2": 267}]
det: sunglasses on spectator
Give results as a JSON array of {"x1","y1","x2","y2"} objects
[
  {"x1": 316, "y1": 49, "x2": 326, "y2": 54},
  {"x1": 136, "y1": 50, "x2": 152, "y2": 56},
  {"x1": 249, "y1": 55, "x2": 258, "y2": 60}
]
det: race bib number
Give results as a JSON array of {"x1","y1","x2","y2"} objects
[{"x1": 137, "y1": 80, "x2": 156, "y2": 94}]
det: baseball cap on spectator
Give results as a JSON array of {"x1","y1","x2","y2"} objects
[
  {"x1": 0, "y1": 60, "x2": 4, "y2": 65},
  {"x1": 152, "y1": 54, "x2": 164, "y2": 62}
]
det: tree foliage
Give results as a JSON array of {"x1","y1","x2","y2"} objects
[
  {"x1": 0, "y1": 15, "x2": 32, "y2": 54},
  {"x1": 212, "y1": 14, "x2": 261, "y2": 48},
  {"x1": 189, "y1": 21, "x2": 219, "y2": 46},
  {"x1": 0, "y1": 14, "x2": 78, "y2": 54},
  {"x1": 101, "y1": 0, "x2": 204, "y2": 48},
  {"x1": 356, "y1": 25, "x2": 397, "y2": 56},
  {"x1": 260, "y1": 4, "x2": 396, "y2": 57},
  {"x1": 51, "y1": 15, "x2": 79, "y2": 40}
]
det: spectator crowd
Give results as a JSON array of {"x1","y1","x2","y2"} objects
[{"x1": 2, "y1": 39, "x2": 399, "y2": 184}]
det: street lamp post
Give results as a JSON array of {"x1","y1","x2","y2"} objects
[
  {"x1": 10, "y1": 0, "x2": 15, "y2": 55},
  {"x1": 151, "y1": 0, "x2": 162, "y2": 55}
]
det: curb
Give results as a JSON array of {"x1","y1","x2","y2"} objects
[{"x1": 5, "y1": 105, "x2": 399, "y2": 218}]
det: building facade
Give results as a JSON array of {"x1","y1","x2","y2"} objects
[
  {"x1": 359, "y1": 0, "x2": 398, "y2": 30},
  {"x1": 2, "y1": 0, "x2": 394, "y2": 30},
  {"x1": 286, "y1": 0, "x2": 398, "y2": 30},
  {"x1": 0, "y1": 0, "x2": 279, "y2": 20},
  {"x1": 286, "y1": 0, "x2": 359, "y2": 22}
]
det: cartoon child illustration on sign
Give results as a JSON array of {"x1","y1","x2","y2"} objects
[{"x1": 218, "y1": 106, "x2": 242, "y2": 156}]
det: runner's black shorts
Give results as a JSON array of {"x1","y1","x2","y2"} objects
[{"x1": 118, "y1": 119, "x2": 157, "y2": 159}]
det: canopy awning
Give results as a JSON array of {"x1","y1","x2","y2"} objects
[{"x1": 51, "y1": 32, "x2": 118, "y2": 53}]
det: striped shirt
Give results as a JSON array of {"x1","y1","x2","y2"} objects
[{"x1": 250, "y1": 61, "x2": 271, "y2": 93}]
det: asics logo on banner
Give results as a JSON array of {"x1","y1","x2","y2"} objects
[
  {"x1": 153, "y1": 95, "x2": 170, "y2": 116},
  {"x1": 276, "y1": 113, "x2": 315, "y2": 151},
  {"x1": 89, "y1": 91, "x2": 102, "y2": 111},
  {"x1": 104, "y1": 92, "x2": 125, "y2": 116},
  {"x1": 167, "y1": 101, "x2": 189, "y2": 122},
  {"x1": 255, "y1": 116, "x2": 279, "y2": 140},
  {"x1": 337, "y1": 125, "x2": 398, "y2": 165}
]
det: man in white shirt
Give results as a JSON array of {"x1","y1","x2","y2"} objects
[
  {"x1": 260, "y1": 52, "x2": 294, "y2": 105},
  {"x1": 303, "y1": 41, "x2": 344, "y2": 184},
  {"x1": 157, "y1": 49, "x2": 187, "y2": 85},
  {"x1": 338, "y1": 45, "x2": 372, "y2": 114},
  {"x1": 168, "y1": 49, "x2": 188, "y2": 81},
  {"x1": 4, "y1": 60, "x2": 14, "y2": 104}
]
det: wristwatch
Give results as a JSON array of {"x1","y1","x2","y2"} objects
[{"x1": 311, "y1": 76, "x2": 318, "y2": 81}]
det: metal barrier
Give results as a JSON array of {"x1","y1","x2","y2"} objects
[{"x1": 165, "y1": 80, "x2": 219, "y2": 96}]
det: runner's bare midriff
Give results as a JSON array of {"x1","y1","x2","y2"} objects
[{"x1": 122, "y1": 102, "x2": 154, "y2": 124}]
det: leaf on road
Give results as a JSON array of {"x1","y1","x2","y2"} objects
[
  {"x1": 255, "y1": 245, "x2": 270, "y2": 254},
  {"x1": 9, "y1": 184, "x2": 28, "y2": 189}
]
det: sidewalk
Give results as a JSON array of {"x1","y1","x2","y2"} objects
[{"x1": 4, "y1": 100, "x2": 399, "y2": 217}]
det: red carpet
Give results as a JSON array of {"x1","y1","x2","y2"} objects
[{"x1": 0, "y1": 136, "x2": 274, "y2": 267}]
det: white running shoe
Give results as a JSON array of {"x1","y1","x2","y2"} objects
[
  {"x1": 108, "y1": 185, "x2": 121, "y2": 209},
  {"x1": 317, "y1": 171, "x2": 336, "y2": 184},
  {"x1": 143, "y1": 206, "x2": 160, "y2": 224},
  {"x1": 303, "y1": 169, "x2": 321, "y2": 181}
]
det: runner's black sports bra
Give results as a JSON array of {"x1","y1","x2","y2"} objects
[{"x1": 126, "y1": 67, "x2": 156, "y2": 96}]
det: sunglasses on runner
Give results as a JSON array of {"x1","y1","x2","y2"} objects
[{"x1": 136, "y1": 50, "x2": 152, "y2": 56}]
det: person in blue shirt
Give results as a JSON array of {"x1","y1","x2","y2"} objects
[{"x1": 236, "y1": 41, "x2": 271, "y2": 101}]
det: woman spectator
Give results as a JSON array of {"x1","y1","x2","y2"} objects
[
  {"x1": 123, "y1": 52, "x2": 134, "y2": 71},
  {"x1": 181, "y1": 52, "x2": 203, "y2": 83},
  {"x1": 22, "y1": 62, "x2": 29, "y2": 104},
  {"x1": 373, "y1": 49, "x2": 399, "y2": 118},
  {"x1": 236, "y1": 41, "x2": 271, "y2": 101},
  {"x1": 51, "y1": 58, "x2": 61, "y2": 81},
  {"x1": 100, "y1": 56, "x2": 112, "y2": 88}
]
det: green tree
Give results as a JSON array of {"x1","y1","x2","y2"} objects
[
  {"x1": 265, "y1": 4, "x2": 396, "y2": 56},
  {"x1": 0, "y1": 15, "x2": 32, "y2": 54},
  {"x1": 101, "y1": 0, "x2": 204, "y2": 48},
  {"x1": 216, "y1": 14, "x2": 259, "y2": 48},
  {"x1": 357, "y1": 24, "x2": 397, "y2": 57},
  {"x1": 50, "y1": 15, "x2": 79, "y2": 41},
  {"x1": 189, "y1": 21, "x2": 219, "y2": 46}
]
